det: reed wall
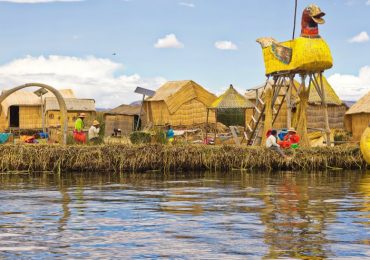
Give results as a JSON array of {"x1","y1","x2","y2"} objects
[
  {"x1": 46, "y1": 111, "x2": 95, "y2": 128},
  {"x1": 346, "y1": 113, "x2": 370, "y2": 141},
  {"x1": 19, "y1": 106, "x2": 42, "y2": 129},
  {"x1": 104, "y1": 114, "x2": 135, "y2": 136},
  {"x1": 146, "y1": 99, "x2": 216, "y2": 126}
]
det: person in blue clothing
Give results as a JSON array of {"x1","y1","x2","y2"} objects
[{"x1": 166, "y1": 125, "x2": 174, "y2": 144}]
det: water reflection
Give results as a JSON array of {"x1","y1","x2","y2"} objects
[{"x1": 0, "y1": 171, "x2": 369, "y2": 259}]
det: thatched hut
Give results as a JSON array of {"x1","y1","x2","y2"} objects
[
  {"x1": 0, "y1": 89, "x2": 76, "y2": 132},
  {"x1": 345, "y1": 90, "x2": 370, "y2": 141},
  {"x1": 306, "y1": 76, "x2": 347, "y2": 130},
  {"x1": 144, "y1": 80, "x2": 217, "y2": 126},
  {"x1": 209, "y1": 85, "x2": 254, "y2": 127},
  {"x1": 104, "y1": 104, "x2": 145, "y2": 136},
  {"x1": 245, "y1": 76, "x2": 347, "y2": 130},
  {"x1": 44, "y1": 97, "x2": 96, "y2": 129}
]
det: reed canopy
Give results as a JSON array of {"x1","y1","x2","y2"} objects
[
  {"x1": 345, "y1": 90, "x2": 370, "y2": 141},
  {"x1": 104, "y1": 104, "x2": 144, "y2": 136},
  {"x1": 245, "y1": 75, "x2": 347, "y2": 130},
  {"x1": 209, "y1": 85, "x2": 254, "y2": 127},
  {"x1": 144, "y1": 80, "x2": 217, "y2": 126}
]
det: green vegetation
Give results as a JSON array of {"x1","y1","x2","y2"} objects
[{"x1": 130, "y1": 131, "x2": 151, "y2": 144}]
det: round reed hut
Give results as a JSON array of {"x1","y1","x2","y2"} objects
[{"x1": 209, "y1": 85, "x2": 254, "y2": 127}]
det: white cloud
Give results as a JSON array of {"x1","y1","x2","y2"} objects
[
  {"x1": 0, "y1": 0, "x2": 82, "y2": 3},
  {"x1": 154, "y1": 34, "x2": 184, "y2": 49},
  {"x1": 367, "y1": 0, "x2": 370, "y2": 5},
  {"x1": 328, "y1": 66, "x2": 370, "y2": 101},
  {"x1": 0, "y1": 55, "x2": 166, "y2": 108},
  {"x1": 349, "y1": 31, "x2": 369, "y2": 43},
  {"x1": 214, "y1": 41, "x2": 238, "y2": 50},
  {"x1": 179, "y1": 2, "x2": 195, "y2": 8}
]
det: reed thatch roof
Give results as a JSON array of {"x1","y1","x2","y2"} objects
[
  {"x1": 1, "y1": 89, "x2": 77, "y2": 117},
  {"x1": 210, "y1": 85, "x2": 254, "y2": 109},
  {"x1": 105, "y1": 104, "x2": 142, "y2": 116},
  {"x1": 245, "y1": 76, "x2": 343, "y2": 105},
  {"x1": 44, "y1": 97, "x2": 96, "y2": 112},
  {"x1": 147, "y1": 80, "x2": 217, "y2": 114},
  {"x1": 346, "y1": 90, "x2": 370, "y2": 115},
  {"x1": 308, "y1": 75, "x2": 342, "y2": 105}
]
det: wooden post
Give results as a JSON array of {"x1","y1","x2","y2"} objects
[
  {"x1": 40, "y1": 95, "x2": 45, "y2": 133},
  {"x1": 287, "y1": 76, "x2": 294, "y2": 129},
  {"x1": 319, "y1": 72, "x2": 331, "y2": 146},
  {"x1": 136, "y1": 94, "x2": 145, "y2": 131},
  {"x1": 205, "y1": 108, "x2": 209, "y2": 143}
]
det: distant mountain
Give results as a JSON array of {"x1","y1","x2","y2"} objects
[
  {"x1": 130, "y1": 100, "x2": 142, "y2": 106},
  {"x1": 96, "y1": 108, "x2": 110, "y2": 112},
  {"x1": 343, "y1": 101, "x2": 356, "y2": 108}
]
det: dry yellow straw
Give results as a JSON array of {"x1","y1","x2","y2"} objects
[
  {"x1": 296, "y1": 85, "x2": 311, "y2": 147},
  {"x1": 261, "y1": 86, "x2": 273, "y2": 145}
]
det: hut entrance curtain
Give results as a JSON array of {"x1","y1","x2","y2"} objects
[{"x1": 216, "y1": 108, "x2": 245, "y2": 127}]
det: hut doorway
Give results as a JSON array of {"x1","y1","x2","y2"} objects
[
  {"x1": 216, "y1": 108, "x2": 245, "y2": 127},
  {"x1": 134, "y1": 115, "x2": 142, "y2": 130},
  {"x1": 9, "y1": 106, "x2": 20, "y2": 127}
]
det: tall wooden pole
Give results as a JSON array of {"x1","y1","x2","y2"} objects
[
  {"x1": 320, "y1": 72, "x2": 331, "y2": 146},
  {"x1": 136, "y1": 94, "x2": 145, "y2": 131},
  {"x1": 292, "y1": 0, "x2": 298, "y2": 39},
  {"x1": 205, "y1": 108, "x2": 209, "y2": 143},
  {"x1": 287, "y1": 76, "x2": 294, "y2": 128}
]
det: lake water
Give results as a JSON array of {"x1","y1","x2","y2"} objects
[{"x1": 0, "y1": 171, "x2": 369, "y2": 259}]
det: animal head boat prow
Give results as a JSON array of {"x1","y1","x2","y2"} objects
[{"x1": 301, "y1": 4, "x2": 326, "y2": 37}]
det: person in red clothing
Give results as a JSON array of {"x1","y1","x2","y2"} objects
[{"x1": 279, "y1": 128, "x2": 300, "y2": 149}]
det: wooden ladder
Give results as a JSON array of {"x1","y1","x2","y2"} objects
[{"x1": 245, "y1": 77, "x2": 290, "y2": 145}]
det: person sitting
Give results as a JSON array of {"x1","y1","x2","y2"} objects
[
  {"x1": 279, "y1": 128, "x2": 300, "y2": 149},
  {"x1": 266, "y1": 129, "x2": 287, "y2": 158},
  {"x1": 88, "y1": 120, "x2": 101, "y2": 144},
  {"x1": 166, "y1": 125, "x2": 174, "y2": 144}
]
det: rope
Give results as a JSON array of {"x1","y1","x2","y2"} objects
[{"x1": 292, "y1": 0, "x2": 298, "y2": 39}]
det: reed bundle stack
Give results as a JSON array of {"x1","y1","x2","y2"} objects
[{"x1": 262, "y1": 87, "x2": 273, "y2": 145}]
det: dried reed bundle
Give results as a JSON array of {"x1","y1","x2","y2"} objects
[
  {"x1": 296, "y1": 85, "x2": 311, "y2": 147},
  {"x1": 0, "y1": 144, "x2": 365, "y2": 173},
  {"x1": 262, "y1": 87, "x2": 273, "y2": 145}
]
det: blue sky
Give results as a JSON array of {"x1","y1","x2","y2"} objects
[{"x1": 0, "y1": 0, "x2": 369, "y2": 108}]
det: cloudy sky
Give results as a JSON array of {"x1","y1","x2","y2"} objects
[{"x1": 0, "y1": 0, "x2": 369, "y2": 108}]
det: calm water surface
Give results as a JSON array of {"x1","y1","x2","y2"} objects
[{"x1": 0, "y1": 171, "x2": 369, "y2": 259}]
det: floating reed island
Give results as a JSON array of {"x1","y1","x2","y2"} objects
[{"x1": 0, "y1": 144, "x2": 365, "y2": 173}]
